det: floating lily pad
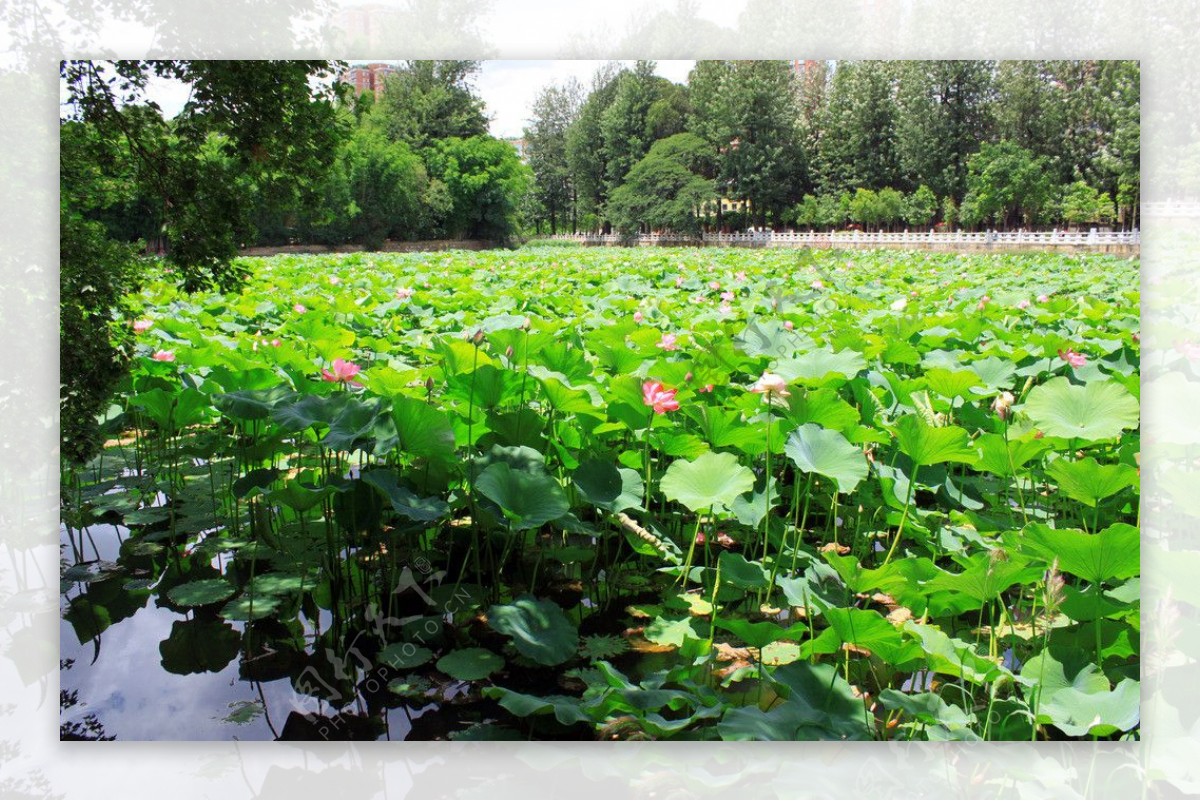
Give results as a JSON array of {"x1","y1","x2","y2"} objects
[
  {"x1": 488, "y1": 596, "x2": 579, "y2": 666},
  {"x1": 378, "y1": 643, "x2": 435, "y2": 670},
  {"x1": 436, "y1": 648, "x2": 504, "y2": 681},
  {"x1": 167, "y1": 578, "x2": 236, "y2": 608}
]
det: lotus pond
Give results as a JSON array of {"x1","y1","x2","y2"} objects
[{"x1": 60, "y1": 246, "x2": 1140, "y2": 741}]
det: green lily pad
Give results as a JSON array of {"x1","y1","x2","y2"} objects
[
  {"x1": 159, "y1": 618, "x2": 240, "y2": 675},
  {"x1": 660, "y1": 451, "x2": 755, "y2": 514},
  {"x1": 219, "y1": 594, "x2": 281, "y2": 621},
  {"x1": 166, "y1": 578, "x2": 236, "y2": 608},
  {"x1": 378, "y1": 643, "x2": 435, "y2": 670},
  {"x1": 775, "y1": 348, "x2": 866, "y2": 385},
  {"x1": 1022, "y1": 377, "x2": 1139, "y2": 441},
  {"x1": 1045, "y1": 457, "x2": 1138, "y2": 507},
  {"x1": 361, "y1": 468, "x2": 450, "y2": 522},
  {"x1": 573, "y1": 459, "x2": 643, "y2": 512},
  {"x1": 488, "y1": 595, "x2": 578, "y2": 666},
  {"x1": 1021, "y1": 523, "x2": 1139, "y2": 584},
  {"x1": 784, "y1": 423, "x2": 868, "y2": 494},
  {"x1": 436, "y1": 648, "x2": 504, "y2": 681},
  {"x1": 474, "y1": 462, "x2": 569, "y2": 530},
  {"x1": 891, "y1": 415, "x2": 978, "y2": 467},
  {"x1": 392, "y1": 396, "x2": 457, "y2": 463},
  {"x1": 1022, "y1": 650, "x2": 1139, "y2": 736},
  {"x1": 718, "y1": 661, "x2": 872, "y2": 740}
]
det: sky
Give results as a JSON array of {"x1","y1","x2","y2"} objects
[{"x1": 123, "y1": 60, "x2": 697, "y2": 140}]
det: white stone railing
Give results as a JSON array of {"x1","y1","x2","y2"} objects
[
  {"x1": 545, "y1": 228, "x2": 1140, "y2": 247},
  {"x1": 1143, "y1": 201, "x2": 1200, "y2": 218}
]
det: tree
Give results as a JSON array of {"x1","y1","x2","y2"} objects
[
  {"x1": 426, "y1": 135, "x2": 532, "y2": 243},
  {"x1": 340, "y1": 128, "x2": 428, "y2": 248},
  {"x1": 904, "y1": 184, "x2": 938, "y2": 228},
  {"x1": 894, "y1": 60, "x2": 995, "y2": 199},
  {"x1": 1060, "y1": 181, "x2": 1116, "y2": 227},
  {"x1": 941, "y1": 195, "x2": 959, "y2": 230},
  {"x1": 371, "y1": 60, "x2": 488, "y2": 151},
  {"x1": 812, "y1": 61, "x2": 899, "y2": 196},
  {"x1": 961, "y1": 140, "x2": 1055, "y2": 228},
  {"x1": 524, "y1": 79, "x2": 583, "y2": 235},
  {"x1": 608, "y1": 133, "x2": 716, "y2": 236},
  {"x1": 59, "y1": 59, "x2": 345, "y2": 464},
  {"x1": 848, "y1": 188, "x2": 880, "y2": 228},
  {"x1": 794, "y1": 194, "x2": 821, "y2": 229},
  {"x1": 993, "y1": 61, "x2": 1064, "y2": 157},
  {"x1": 688, "y1": 60, "x2": 805, "y2": 227},
  {"x1": 565, "y1": 63, "x2": 624, "y2": 231},
  {"x1": 61, "y1": 60, "x2": 345, "y2": 290},
  {"x1": 600, "y1": 61, "x2": 676, "y2": 202},
  {"x1": 876, "y1": 187, "x2": 905, "y2": 231}
]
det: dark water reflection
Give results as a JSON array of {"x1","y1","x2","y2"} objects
[{"x1": 59, "y1": 523, "x2": 421, "y2": 741}]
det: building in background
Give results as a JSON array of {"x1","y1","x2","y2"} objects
[
  {"x1": 343, "y1": 63, "x2": 398, "y2": 97},
  {"x1": 505, "y1": 137, "x2": 528, "y2": 161}
]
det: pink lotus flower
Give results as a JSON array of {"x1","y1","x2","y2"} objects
[
  {"x1": 633, "y1": 310, "x2": 644, "y2": 324},
  {"x1": 293, "y1": 304, "x2": 306, "y2": 314},
  {"x1": 719, "y1": 302, "x2": 733, "y2": 314},
  {"x1": 642, "y1": 380, "x2": 680, "y2": 414},
  {"x1": 1174, "y1": 340, "x2": 1200, "y2": 361},
  {"x1": 658, "y1": 333, "x2": 679, "y2": 351},
  {"x1": 697, "y1": 383, "x2": 715, "y2": 393},
  {"x1": 396, "y1": 287, "x2": 414, "y2": 300},
  {"x1": 1058, "y1": 349, "x2": 1087, "y2": 368},
  {"x1": 750, "y1": 371, "x2": 791, "y2": 401},
  {"x1": 322, "y1": 358, "x2": 363, "y2": 385},
  {"x1": 784, "y1": 320, "x2": 794, "y2": 331},
  {"x1": 735, "y1": 271, "x2": 747, "y2": 282},
  {"x1": 708, "y1": 281, "x2": 721, "y2": 290},
  {"x1": 329, "y1": 276, "x2": 340, "y2": 286},
  {"x1": 697, "y1": 530, "x2": 735, "y2": 547},
  {"x1": 271, "y1": 339, "x2": 281, "y2": 347},
  {"x1": 721, "y1": 290, "x2": 735, "y2": 301},
  {"x1": 675, "y1": 276, "x2": 685, "y2": 287},
  {"x1": 151, "y1": 350, "x2": 175, "y2": 362},
  {"x1": 1017, "y1": 299, "x2": 1031, "y2": 310},
  {"x1": 1037, "y1": 294, "x2": 1050, "y2": 303},
  {"x1": 132, "y1": 319, "x2": 153, "y2": 333},
  {"x1": 810, "y1": 279, "x2": 824, "y2": 290}
]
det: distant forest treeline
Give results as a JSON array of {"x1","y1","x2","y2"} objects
[{"x1": 522, "y1": 60, "x2": 1139, "y2": 235}]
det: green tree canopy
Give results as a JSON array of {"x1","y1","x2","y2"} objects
[
  {"x1": 961, "y1": 140, "x2": 1055, "y2": 228},
  {"x1": 59, "y1": 59, "x2": 346, "y2": 464},
  {"x1": 371, "y1": 60, "x2": 488, "y2": 151},
  {"x1": 427, "y1": 135, "x2": 532, "y2": 243},
  {"x1": 608, "y1": 133, "x2": 716, "y2": 236}
]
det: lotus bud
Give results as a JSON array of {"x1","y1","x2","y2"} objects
[
  {"x1": 505, "y1": 345, "x2": 514, "y2": 360},
  {"x1": 991, "y1": 390, "x2": 1015, "y2": 420},
  {"x1": 1044, "y1": 558, "x2": 1065, "y2": 615},
  {"x1": 473, "y1": 329, "x2": 485, "y2": 345}
]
